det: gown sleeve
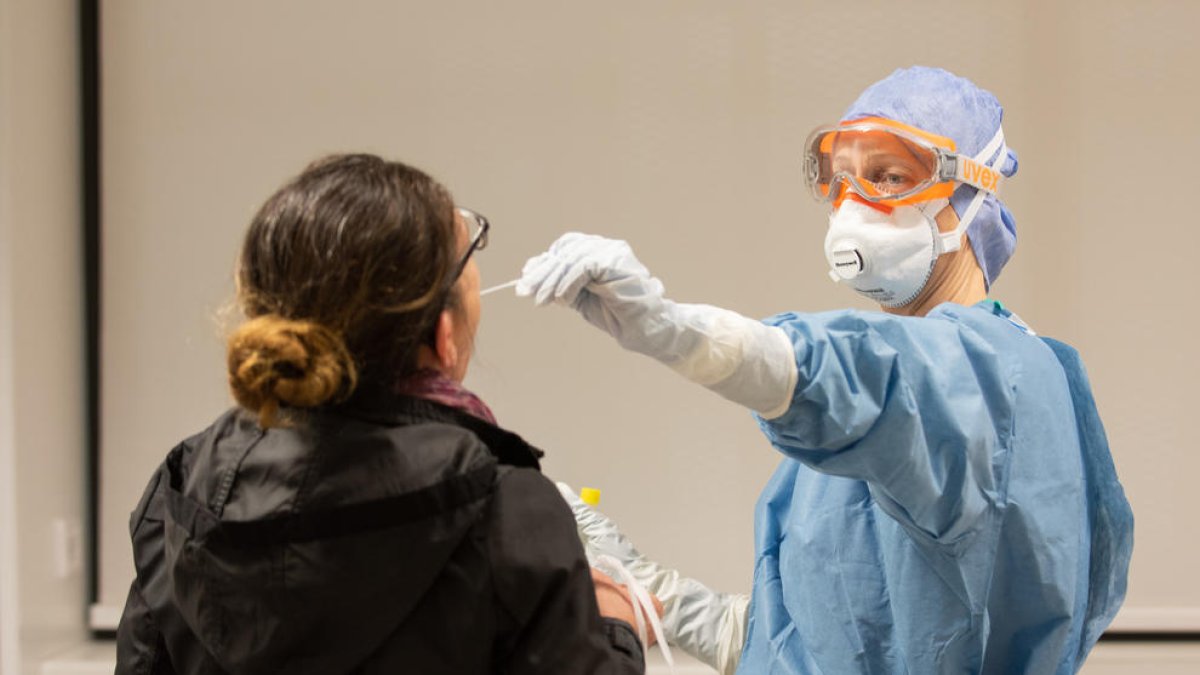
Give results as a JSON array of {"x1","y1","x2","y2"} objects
[{"x1": 755, "y1": 309, "x2": 1016, "y2": 547}]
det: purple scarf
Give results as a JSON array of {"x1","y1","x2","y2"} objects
[{"x1": 395, "y1": 369, "x2": 498, "y2": 425}]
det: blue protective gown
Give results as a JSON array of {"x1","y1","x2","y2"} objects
[{"x1": 737, "y1": 300, "x2": 1132, "y2": 675}]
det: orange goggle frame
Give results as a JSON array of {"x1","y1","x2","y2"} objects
[{"x1": 803, "y1": 116, "x2": 1003, "y2": 210}]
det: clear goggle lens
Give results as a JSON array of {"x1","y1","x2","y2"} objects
[{"x1": 803, "y1": 120, "x2": 960, "y2": 208}]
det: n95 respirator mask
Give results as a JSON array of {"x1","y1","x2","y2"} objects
[{"x1": 823, "y1": 198, "x2": 953, "y2": 308}]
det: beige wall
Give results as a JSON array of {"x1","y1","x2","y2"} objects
[
  {"x1": 0, "y1": 0, "x2": 19, "y2": 663},
  {"x1": 0, "y1": 0, "x2": 89, "y2": 672},
  {"x1": 95, "y1": 0, "x2": 1200, "y2": 633}
]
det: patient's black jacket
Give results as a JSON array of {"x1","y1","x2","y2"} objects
[{"x1": 115, "y1": 394, "x2": 644, "y2": 674}]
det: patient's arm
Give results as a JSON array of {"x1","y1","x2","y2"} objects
[{"x1": 557, "y1": 483, "x2": 749, "y2": 675}]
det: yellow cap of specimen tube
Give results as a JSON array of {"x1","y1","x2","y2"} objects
[{"x1": 580, "y1": 487, "x2": 601, "y2": 506}]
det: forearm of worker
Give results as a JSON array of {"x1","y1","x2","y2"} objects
[
  {"x1": 665, "y1": 583, "x2": 748, "y2": 675},
  {"x1": 624, "y1": 299, "x2": 797, "y2": 419},
  {"x1": 753, "y1": 310, "x2": 1012, "y2": 545}
]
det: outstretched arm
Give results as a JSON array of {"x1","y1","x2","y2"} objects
[{"x1": 519, "y1": 233, "x2": 797, "y2": 418}]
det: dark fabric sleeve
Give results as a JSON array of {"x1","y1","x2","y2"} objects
[
  {"x1": 115, "y1": 580, "x2": 171, "y2": 675},
  {"x1": 488, "y1": 468, "x2": 645, "y2": 674},
  {"x1": 115, "y1": 463, "x2": 175, "y2": 675}
]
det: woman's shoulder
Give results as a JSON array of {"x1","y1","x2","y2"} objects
[
  {"x1": 286, "y1": 413, "x2": 502, "y2": 509},
  {"x1": 485, "y1": 467, "x2": 588, "y2": 590},
  {"x1": 491, "y1": 465, "x2": 569, "y2": 514}
]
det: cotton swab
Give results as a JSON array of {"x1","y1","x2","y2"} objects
[{"x1": 480, "y1": 279, "x2": 519, "y2": 296}]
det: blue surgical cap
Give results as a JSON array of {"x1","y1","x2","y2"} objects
[{"x1": 841, "y1": 66, "x2": 1019, "y2": 288}]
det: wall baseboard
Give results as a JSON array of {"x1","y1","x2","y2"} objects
[{"x1": 1106, "y1": 607, "x2": 1200, "y2": 633}]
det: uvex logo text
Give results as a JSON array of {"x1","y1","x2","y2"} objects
[{"x1": 960, "y1": 158, "x2": 1000, "y2": 192}]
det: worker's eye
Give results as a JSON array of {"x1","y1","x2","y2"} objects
[{"x1": 866, "y1": 168, "x2": 916, "y2": 194}]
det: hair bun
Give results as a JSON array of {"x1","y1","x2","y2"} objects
[{"x1": 226, "y1": 316, "x2": 358, "y2": 427}]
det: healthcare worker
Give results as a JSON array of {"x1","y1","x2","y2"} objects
[{"x1": 519, "y1": 67, "x2": 1133, "y2": 674}]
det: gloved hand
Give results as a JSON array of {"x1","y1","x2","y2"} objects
[
  {"x1": 518, "y1": 233, "x2": 671, "y2": 355},
  {"x1": 557, "y1": 482, "x2": 749, "y2": 675},
  {"x1": 519, "y1": 233, "x2": 797, "y2": 418}
]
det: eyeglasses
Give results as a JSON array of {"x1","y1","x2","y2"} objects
[
  {"x1": 425, "y1": 207, "x2": 490, "y2": 346},
  {"x1": 452, "y1": 207, "x2": 490, "y2": 282}
]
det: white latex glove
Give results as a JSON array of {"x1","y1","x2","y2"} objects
[
  {"x1": 519, "y1": 233, "x2": 797, "y2": 418},
  {"x1": 556, "y1": 482, "x2": 748, "y2": 675}
]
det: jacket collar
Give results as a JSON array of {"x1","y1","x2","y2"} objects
[{"x1": 337, "y1": 390, "x2": 544, "y2": 470}]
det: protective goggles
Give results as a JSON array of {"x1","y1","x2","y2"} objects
[{"x1": 803, "y1": 116, "x2": 1004, "y2": 209}]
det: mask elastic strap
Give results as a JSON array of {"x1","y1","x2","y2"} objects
[{"x1": 936, "y1": 126, "x2": 1006, "y2": 254}]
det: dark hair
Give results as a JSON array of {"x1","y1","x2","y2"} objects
[{"x1": 227, "y1": 153, "x2": 458, "y2": 426}]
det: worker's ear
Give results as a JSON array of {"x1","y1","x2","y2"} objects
[{"x1": 934, "y1": 202, "x2": 963, "y2": 238}]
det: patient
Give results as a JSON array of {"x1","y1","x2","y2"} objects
[{"x1": 115, "y1": 153, "x2": 657, "y2": 674}]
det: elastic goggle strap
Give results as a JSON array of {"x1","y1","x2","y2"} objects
[
  {"x1": 952, "y1": 127, "x2": 1006, "y2": 196},
  {"x1": 936, "y1": 125, "x2": 1007, "y2": 254}
]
